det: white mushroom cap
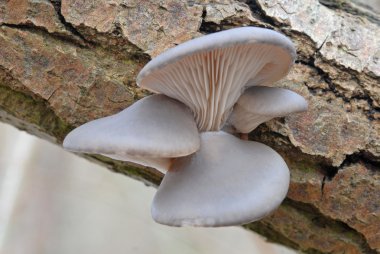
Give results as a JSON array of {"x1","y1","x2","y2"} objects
[
  {"x1": 137, "y1": 27, "x2": 296, "y2": 131},
  {"x1": 229, "y1": 86, "x2": 308, "y2": 133},
  {"x1": 151, "y1": 131, "x2": 290, "y2": 227},
  {"x1": 63, "y1": 94, "x2": 200, "y2": 173}
]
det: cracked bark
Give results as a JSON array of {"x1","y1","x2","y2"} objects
[{"x1": 0, "y1": 0, "x2": 379, "y2": 253}]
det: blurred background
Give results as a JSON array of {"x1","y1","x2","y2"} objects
[{"x1": 0, "y1": 122, "x2": 294, "y2": 254}]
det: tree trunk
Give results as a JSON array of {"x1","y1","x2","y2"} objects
[{"x1": 0, "y1": 0, "x2": 379, "y2": 253}]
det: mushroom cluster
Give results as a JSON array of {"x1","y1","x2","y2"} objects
[{"x1": 63, "y1": 27, "x2": 308, "y2": 227}]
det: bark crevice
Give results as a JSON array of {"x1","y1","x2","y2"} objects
[{"x1": 48, "y1": 0, "x2": 90, "y2": 46}]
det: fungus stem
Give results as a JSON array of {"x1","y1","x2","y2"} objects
[{"x1": 240, "y1": 133, "x2": 249, "y2": 140}]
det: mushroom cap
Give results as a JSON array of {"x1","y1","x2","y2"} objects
[
  {"x1": 151, "y1": 131, "x2": 290, "y2": 227},
  {"x1": 63, "y1": 94, "x2": 200, "y2": 171},
  {"x1": 229, "y1": 86, "x2": 308, "y2": 133},
  {"x1": 137, "y1": 27, "x2": 296, "y2": 131}
]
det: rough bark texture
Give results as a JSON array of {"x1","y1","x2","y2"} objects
[{"x1": 0, "y1": 1, "x2": 379, "y2": 253}]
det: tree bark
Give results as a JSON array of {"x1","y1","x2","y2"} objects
[{"x1": 0, "y1": 0, "x2": 379, "y2": 253}]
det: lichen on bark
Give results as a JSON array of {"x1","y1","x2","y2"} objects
[{"x1": 0, "y1": 0, "x2": 379, "y2": 253}]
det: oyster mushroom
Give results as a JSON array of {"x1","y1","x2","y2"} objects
[
  {"x1": 228, "y1": 86, "x2": 308, "y2": 135},
  {"x1": 63, "y1": 94, "x2": 200, "y2": 173},
  {"x1": 63, "y1": 26, "x2": 305, "y2": 227}
]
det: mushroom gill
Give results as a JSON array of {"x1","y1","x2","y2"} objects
[{"x1": 138, "y1": 27, "x2": 295, "y2": 131}]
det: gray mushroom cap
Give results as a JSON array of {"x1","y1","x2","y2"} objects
[
  {"x1": 63, "y1": 94, "x2": 200, "y2": 173},
  {"x1": 151, "y1": 131, "x2": 290, "y2": 227},
  {"x1": 137, "y1": 27, "x2": 296, "y2": 132},
  {"x1": 228, "y1": 86, "x2": 308, "y2": 133}
]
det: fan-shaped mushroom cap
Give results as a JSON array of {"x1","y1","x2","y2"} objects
[
  {"x1": 229, "y1": 86, "x2": 308, "y2": 133},
  {"x1": 63, "y1": 94, "x2": 200, "y2": 173},
  {"x1": 151, "y1": 131, "x2": 290, "y2": 227},
  {"x1": 137, "y1": 27, "x2": 296, "y2": 131}
]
